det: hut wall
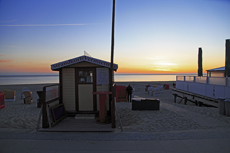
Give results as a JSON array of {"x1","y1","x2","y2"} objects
[
  {"x1": 95, "y1": 67, "x2": 110, "y2": 111},
  {"x1": 209, "y1": 71, "x2": 225, "y2": 77},
  {"x1": 62, "y1": 68, "x2": 75, "y2": 111}
]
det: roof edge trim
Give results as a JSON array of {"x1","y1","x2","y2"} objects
[{"x1": 51, "y1": 55, "x2": 118, "y2": 71}]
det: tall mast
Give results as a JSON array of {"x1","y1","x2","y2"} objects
[{"x1": 110, "y1": 0, "x2": 115, "y2": 88}]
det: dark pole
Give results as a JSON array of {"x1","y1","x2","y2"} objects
[
  {"x1": 110, "y1": 0, "x2": 116, "y2": 128},
  {"x1": 198, "y1": 47, "x2": 203, "y2": 76},
  {"x1": 110, "y1": 0, "x2": 115, "y2": 89},
  {"x1": 225, "y1": 39, "x2": 230, "y2": 77}
]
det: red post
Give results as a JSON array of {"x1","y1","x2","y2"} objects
[
  {"x1": 99, "y1": 94, "x2": 107, "y2": 123},
  {"x1": 92, "y1": 91, "x2": 112, "y2": 123}
]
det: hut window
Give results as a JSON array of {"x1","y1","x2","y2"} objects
[{"x1": 78, "y1": 71, "x2": 93, "y2": 83}]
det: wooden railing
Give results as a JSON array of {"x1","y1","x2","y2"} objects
[{"x1": 176, "y1": 76, "x2": 230, "y2": 99}]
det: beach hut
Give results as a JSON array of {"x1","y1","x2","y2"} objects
[
  {"x1": 51, "y1": 55, "x2": 118, "y2": 113},
  {"x1": 39, "y1": 55, "x2": 118, "y2": 131},
  {"x1": 207, "y1": 66, "x2": 225, "y2": 77}
]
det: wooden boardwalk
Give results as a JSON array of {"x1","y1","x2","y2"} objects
[
  {"x1": 38, "y1": 117, "x2": 115, "y2": 132},
  {"x1": 172, "y1": 88, "x2": 218, "y2": 107}
]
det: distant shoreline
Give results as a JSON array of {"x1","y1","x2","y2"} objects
[
  {"x1": 0, "y1": 73, "x2": 203, "y2": 76},
  {"x1": 0, "y1": 75, "x2": 59, "y2": 77},
  {"x1": 0, "y1": 74, "x2": 186, "y2": 85},
  {"x1": 0, "y1": 81, "x2": 175, "y2": 86}
]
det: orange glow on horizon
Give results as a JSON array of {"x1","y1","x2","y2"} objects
[
  {"x1": 0, "y1": 61, "x2": 56, "y2": 74},
  {"x1": 116, "y1": 67, "x2": 198, "y2": 74},
  {"x1": 0, "y1": 58, "x2": 220, "y2": 75}
]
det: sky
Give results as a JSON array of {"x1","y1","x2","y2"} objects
[{"x1": 0, "y1": 0, "x2": 230, "y2": 75}]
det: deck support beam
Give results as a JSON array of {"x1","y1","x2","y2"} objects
[
  {"x1": 184, "y1": 97, "x2": 187, "y2": 105},
  {"x1": 173, "y1": 94, "x2": 177, "y2": 103},
  {"x1": 172, "y1": 88, "x2": 218, "y2": 107}
]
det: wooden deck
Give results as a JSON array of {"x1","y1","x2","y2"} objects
[
  {"x1": 38, "y1": 117, "x2": 115, "y2": 132},
  {"x1": 172, "y1": 88, "x2": 218, "y2": 107}
]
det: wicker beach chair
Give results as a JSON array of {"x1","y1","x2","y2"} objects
[
  {"x1": 23, "y1": 91, "x2": 33, "y2": 104},
  {"x1": 148, "y1": 86, "x2": 161, "y2": 96},
  {"x1": 21, "y1": 87, "x2": 31, "y2": 99},
  {"x1": 3, "y1": 90, "x2": 16, "y2": 102},
  {"x1": 3, "y1": 89, "x2": 10, "y2": 95}
]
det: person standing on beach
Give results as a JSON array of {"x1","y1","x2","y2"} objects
[{"x1": 126, "y1": 84, "x2": 133, "y2": 102}]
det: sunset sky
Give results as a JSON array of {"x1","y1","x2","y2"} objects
[{"x1": 0, "y1": 0, "x2": 229, "y2": 75}]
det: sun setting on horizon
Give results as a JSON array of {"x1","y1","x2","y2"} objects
[{"x1": 0, "y1": 0, "x2": 229, "y2": 75}]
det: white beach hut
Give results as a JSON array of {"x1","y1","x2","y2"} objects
[
  {"x1": 39, "y1": 55, "x2": 118, "y2": 130},
  {"x1": 207, "y1": 66, "x2": 225, "y2": 77},
  {"x1": 51, "y1": 55, "x2": 118, "y2": 113}
]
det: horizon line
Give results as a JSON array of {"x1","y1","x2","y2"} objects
[{"x1": 0, "y1": 73, "x2": 206, "y2": 76}]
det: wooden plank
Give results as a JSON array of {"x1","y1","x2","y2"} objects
[
  {"x1": 59, "y1": 70, "x2": 63, "y2": 104},
  {"x1": 62, "y1": 68, "x2": 75, "y2": 111},
  {"x1": 172, "y1": 88, "x2": 218, "y2": 107},
  {"x1": 42, "y1": 86, "x2": 48, "y2": 128},
  {"x1": 38, "y1": 117, "x2": 114, "y2": 132},
  {"x1": 173, "y1": 88, "x2": 217, "y2": 100},
  {"x1": 194, "y1": 97, "x2": 218, "y2": 107},
  {"x1": 46, "y1": 104, "x2": 52, "y2": 128}
]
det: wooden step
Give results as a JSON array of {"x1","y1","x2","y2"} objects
[{"x1": 75, "y1": 114, "x2": 95, "y2": 119}]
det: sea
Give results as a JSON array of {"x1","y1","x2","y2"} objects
[{"x1": 0, "y1": 74, "x2": 197, "y2": 85}]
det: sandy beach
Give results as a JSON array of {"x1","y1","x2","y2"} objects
[{"x1": 0, "y1": 81, "x2": 230, "y2": 133}]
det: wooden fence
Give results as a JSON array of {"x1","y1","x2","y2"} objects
[
  {"x1": 176, "y1": 76, "x2": 230, "y2": 99},
  {"x1": 173, "y1": 76, "x2": 230, "y2": 107}
]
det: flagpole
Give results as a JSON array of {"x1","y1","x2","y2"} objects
[
  {"x1": 110, "y1": 0, "x2": 116, "y2": 128},
  {"x1": 110, "y1": 0, "x2": 115, "y2": 89}
]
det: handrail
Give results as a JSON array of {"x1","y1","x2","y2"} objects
[
  {"x1": 176, "y1": 76, "x2": 229, "y2": 86},
  {"x1": 175, "y1": 76, "x2": 230, "y2": 99}
]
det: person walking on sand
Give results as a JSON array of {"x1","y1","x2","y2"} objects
[{"x1": 126, "y1": 84, "x2": 133, "y2": 102}]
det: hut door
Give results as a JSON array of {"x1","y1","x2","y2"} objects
[{"x1": 77, "y1": 69, "x2": 95, "y2": 111}]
